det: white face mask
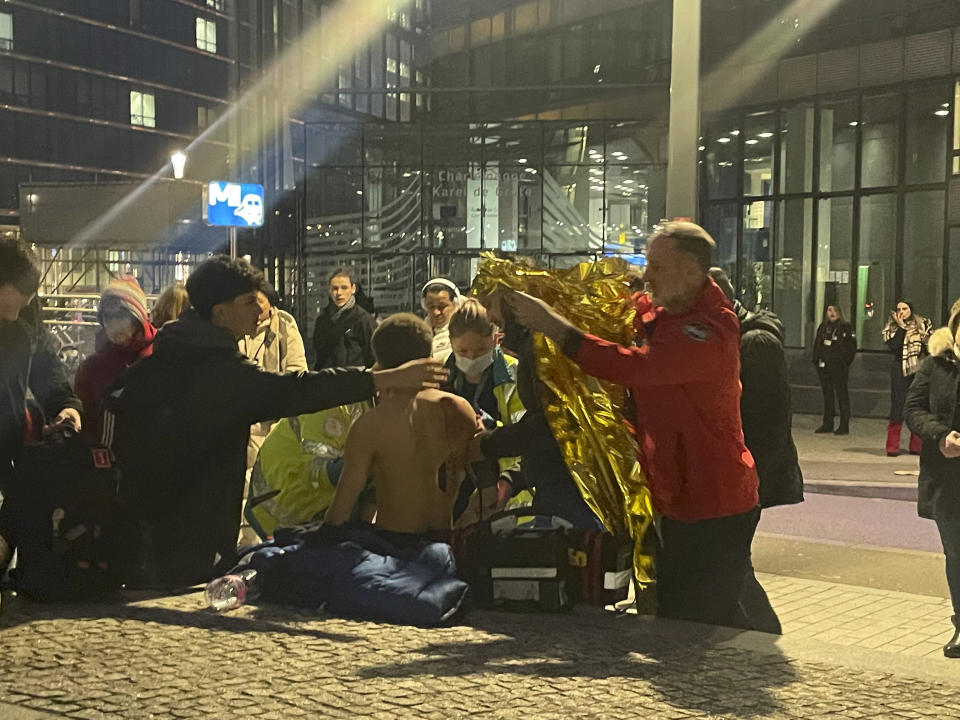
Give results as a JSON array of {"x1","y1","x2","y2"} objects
[{"x1": 455, "y1": 350, "x2": 494, "y2": 377}]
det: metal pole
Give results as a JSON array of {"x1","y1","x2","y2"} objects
[
  {"x1": 665, "y1": 0, "x2": 701, "y2": 220},
  {"x1": 229, "y1": 226, "x2": 238, "y2": 258}
]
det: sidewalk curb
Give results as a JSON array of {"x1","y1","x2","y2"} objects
[
  {"x1": 626, "y1": 612, "x2": 960, "y2": 688},
  {"x1": 804, "y1": 480, "x2": 917, "y2": 502}
]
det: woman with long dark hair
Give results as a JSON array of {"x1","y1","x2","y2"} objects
[
  {"x1": 813, "y1": 305, "x2": 857, "y2": 435},
  {"x1": 882, "y1": 299, "x2": 932, "y2": 456}
]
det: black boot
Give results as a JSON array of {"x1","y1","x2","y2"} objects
[
  {"x1": 814, "y1": 421, "x2": 833, "y2": 434},
  {"x1": 945, "y1": 616, "x2": 960, "y2": 658},
  {"x1": 834, "y1": 420, "x2": 849, "y2": 436}
]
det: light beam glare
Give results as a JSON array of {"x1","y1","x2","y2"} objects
[
  {"x1": 701, "y1": 0, "x2": 845, "y2": 112},
  {"x1": 71, "y1": 0, "x2": 413, "y2": 248}
]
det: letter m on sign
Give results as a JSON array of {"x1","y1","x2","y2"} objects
[{"x1": 208, "y1": 182, "x2": 241, "y2": 207}]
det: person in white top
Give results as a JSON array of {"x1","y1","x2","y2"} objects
[{"x1": 421, "y1": 278, "x2": 461, "y2": 363}]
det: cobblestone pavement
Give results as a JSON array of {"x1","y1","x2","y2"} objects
[{"x1": 2, "y1": 589, "x2": 960, "y2": 719}]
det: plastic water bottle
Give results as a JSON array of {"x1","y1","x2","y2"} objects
[{"x1": 204, "y1": 569, "x2": 259, "y2": 612}]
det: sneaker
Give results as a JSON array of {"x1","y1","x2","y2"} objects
[
  {"x1": 834, "y1": 427, "x2": 849, "y2": 436},
  {"x1": 814, "y1": 424, "x2": 833, "y2": 434}
]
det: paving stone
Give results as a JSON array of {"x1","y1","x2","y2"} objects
[{"x1": 0, "y1": 591, "x2": 958, "y2": 720}]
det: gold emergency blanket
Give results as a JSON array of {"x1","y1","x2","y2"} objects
[{"x1": 471, "y1": 253, "x2": 654, "y2": 584}]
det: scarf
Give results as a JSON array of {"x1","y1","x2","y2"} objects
[
  {"x1": 883, "y1": 316, "x2": 932, "y2": 377},
  {"x1": 332, "y1": 294, "x2": 356, "y2": 321}
]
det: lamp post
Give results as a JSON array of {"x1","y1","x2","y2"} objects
[
  {"x1": 665, "y1": 0, "x2": 701, "y2": 219},
  {"x1": 170, "y1": 150, "x2": 187, "y2": 180}
]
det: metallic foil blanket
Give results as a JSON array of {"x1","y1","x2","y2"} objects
[{"x1": 472, "y1": 253, "x2": 654, "y2": 584}]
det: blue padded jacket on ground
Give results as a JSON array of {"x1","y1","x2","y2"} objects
[{"x1": 238, "y1": 523, "x2": 468, "y2": 627}]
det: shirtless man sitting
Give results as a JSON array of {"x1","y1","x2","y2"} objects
[{"x1": 324, "y1": 313, "x2": 478, "y2": 535}]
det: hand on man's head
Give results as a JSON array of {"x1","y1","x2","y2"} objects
[{"x1": 372, "y1": 357, "x2": 448, "y2": 393}]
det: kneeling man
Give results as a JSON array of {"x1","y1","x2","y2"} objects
[{"x1": 324, "y1": 313, "x2": 478, "y2": 533}]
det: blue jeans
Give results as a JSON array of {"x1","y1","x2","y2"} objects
[{"x1": 935, "y1": 515, "x2": 960, "y2": 616}]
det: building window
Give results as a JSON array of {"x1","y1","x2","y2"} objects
[
  {"x1": 206, "y1": 0, "x2": 224, "y2": 10},
  {"x1": 130, "y1": 90, "x2": 155, "y2": 128},
  {"x1": 0, "y1": 13, "x2": 12, "y2": 51},
  {"x1": 196, "y1": 18, "x2": 217, "y2": 53},
  {"x1": 861, "y1": 93, "x2": 900, "y2": 189},
  {"x1": 857, "y1": 194, "x2": 898, "y2": 349},
  {"x1": 953, "y1": 80, "x2": 960, "y2": 175},
  {"x1": 197, "y1": 104, "x2": 218, "y2": 130}
]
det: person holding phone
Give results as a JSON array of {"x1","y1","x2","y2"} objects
[{"x1": 882, "y1": 300, "x2": 932, "y2": 456}]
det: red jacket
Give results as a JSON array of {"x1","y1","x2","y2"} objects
[
  {"x1": 571, "y1": 280, "x2": 759, "y2": 522},
  {"x1": 75, "y1": 325, "x2": 155, "y2": 440}
]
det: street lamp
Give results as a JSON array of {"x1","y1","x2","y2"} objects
[{"x1": 170, "y1": 150, "x2": 187, "y2": 180}]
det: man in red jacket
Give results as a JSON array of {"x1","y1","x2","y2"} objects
[{"x1": 505, "y1": 221, "x2": 762, "y2": 628}]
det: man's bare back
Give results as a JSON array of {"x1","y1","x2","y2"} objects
[{"x1": 324, "y1": 388, "x2": 478, "y2": 533}]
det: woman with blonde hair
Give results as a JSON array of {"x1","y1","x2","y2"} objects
[
  {"x1": 151, "y1": 284, "x2": 189, "y2": 329},
  {"x1": 444, "y1": 298, "x2": 524, "y2": 521}
]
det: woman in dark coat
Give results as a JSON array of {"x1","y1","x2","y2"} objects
[
  {"x1": 812, "y1": 305, "x2": 857, "y2": 435},
  {"x1": 905, "y1": 309, "x2": 960, "y2": 658}
]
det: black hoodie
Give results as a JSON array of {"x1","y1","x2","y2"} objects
[
  {"x1": 107, "y1": 308, "x2": 375, "y2": 586},
  {"x1": 734, "y1": 301, "x2": 804, "y2": 509}
]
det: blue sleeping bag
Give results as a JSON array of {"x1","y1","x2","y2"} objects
[{"x1": 237, "y1": 523, "x2": 468, "y2": 627}]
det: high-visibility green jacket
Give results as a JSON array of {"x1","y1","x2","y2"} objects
[
  {"x1": 445, "y1": 348, "x2": 525, "y2": 474},
  {"x1": 246, "y1": 402, "x2": 369, "y2": 538}
]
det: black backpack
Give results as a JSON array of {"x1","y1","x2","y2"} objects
[{"x1": 2, "y1": 430, "x2": 122, "y2": 601}]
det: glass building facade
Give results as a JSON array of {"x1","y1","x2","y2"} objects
[
  {"x1": 698, "y1": 0, "x2": 960, "y2": 414},
  {"x1": 298, "y1": 119, "x2": 667, "y2": 319},
  {"x1": 288, "y1": 0, "x2": 675, "y2": 326},
  {"x1": 701, "y1": 81, "x2": 955, "y2": 350},
  {"x1": 7, "y1": 0, "x2": 960, "y2": 412}
]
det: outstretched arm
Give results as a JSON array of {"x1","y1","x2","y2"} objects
[{"x1": 324, "y1": 416, "x2": 375, "y2": 526}]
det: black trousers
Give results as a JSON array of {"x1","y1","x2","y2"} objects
[
  {"x1": 657, "y1": 506, "x2": 762, "y2": 628},
  {"x1": 889, "y1": 370, "x2": 914, "y2": 424},
  {"x1": 935, "y1": 515, "x2": 960, "y2": 617},
  {"x1": 818, "y1": 363, "x2": 850, "y2": 426}
]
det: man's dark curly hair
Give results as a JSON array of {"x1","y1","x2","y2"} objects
[
  {"x1": 372, "y1": 313, "x2": 433, "y2": 369},
  {"x1": 186, "y1": 255, "x2": 263, "y2": 320},
  {"x1": 0, "y1": 237, "x2": 41, "y2": 295}
]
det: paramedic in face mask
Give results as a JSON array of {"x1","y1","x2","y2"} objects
[{"x1": 443, "y1": 298, "x2": 525, "y2": 520}]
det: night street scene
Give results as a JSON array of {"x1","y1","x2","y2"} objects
[{"x1": 2, "y1": 0, "x2": 960, "y2": 718}]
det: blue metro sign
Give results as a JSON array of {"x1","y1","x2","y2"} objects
[{"x1": 203, "y1": 181, "x2": 265, "y2": 228}]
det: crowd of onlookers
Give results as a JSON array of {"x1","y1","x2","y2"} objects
[{"x1": 2, "y1": 227, "x2": 960, "y2": 655}]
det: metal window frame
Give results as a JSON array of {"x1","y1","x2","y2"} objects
[{"x1": 700, "y1": 78, "x2": 954, "y2": 350}]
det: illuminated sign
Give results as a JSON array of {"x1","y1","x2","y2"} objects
[{"x1": 203, "y1": 182, "x2": 265, "y2": 228}]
